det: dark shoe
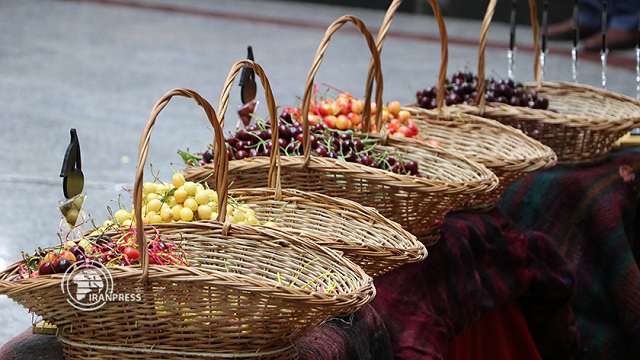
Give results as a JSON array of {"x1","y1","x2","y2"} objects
[
  {"x1": 547, "y1": 18, "x2": 598, "y2": 40},
  {"x1": 582, "y1": 28, "x2": 638, "y2": 51}
]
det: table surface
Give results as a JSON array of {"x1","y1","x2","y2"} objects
[
  {"x1": 0, "y1": 206, "x2": 579, "y2": 360},
  {"x1": 2, "y1": 147, "x2": 640, "y2": 360}
]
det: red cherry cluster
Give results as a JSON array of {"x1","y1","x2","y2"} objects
[
  {"x1": 416, "y1": 71, "x2": 549, "y2": 110},
  {"x1": 34, "y1": 245, "x2": 86, "y2": 276},
  {"x1": 183, "y1": 112, "x2": 420, "y2": 176}
]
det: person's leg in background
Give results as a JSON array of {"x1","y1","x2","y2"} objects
[
  {"x1": 582, "y1": 0, "x2": 639, "y2": 50},
  {"x1": 547, "y1": 0, "x2": 600, "y2": 40},
  {"x1": 548, "y1": 0, "x2": 639, "y2": 51}
]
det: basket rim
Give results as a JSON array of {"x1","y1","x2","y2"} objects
[
  {"x1": 190, "y1": 152, "x2": 499, "y2": 196},
  {"x1": 0, "y1": 221, "x2": 375, "y2": 303},
  {"x1": 403, "y1": 106, "x2": 558, "y2": 168},
  {"x1": 0, "y1": 262, "x2": 372, "y2": 302},
  {"x1": 525, "y1": 80, "x2": 640, "y2": 124},
  {"x1": 228, "y1": 187, "x2": 428, "y2": 256}
]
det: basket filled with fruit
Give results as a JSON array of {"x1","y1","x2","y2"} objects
[
  {"x1": 0, "y1": 88, "x2": 375, "y2": 360},
  {"x1": 203, "y1": 60, "x2": 427, "y2": 276},
  {"x1": 173, "y1": 59, "x2": 429, "y2": 277},
  {"x1": 416, "y1": 0, "x2": 640, "y2": 166},
  {"x1": 181, "y1": 15, "x2": 499, "y2": 246},
  {"x1": 368, "y1": 0, "x2": 557, "y2": 211}
]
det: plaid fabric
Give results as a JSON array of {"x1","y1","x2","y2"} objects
[
  {"x1": 371, "y1": 209, "x2": 578, "y2": 360},
  {"x1": 500, "y1": 147, "x2": 640, "y2": 360},
  {"x1": 0, "y1": 210, "x2": 577, "y2": 360},
  {"x1": 297, "y1": 304, "x2": 393, "y2": 360}
]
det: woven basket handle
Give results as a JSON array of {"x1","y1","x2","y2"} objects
[
  {"x1": 300, "y1": 15, "x2": 383, "y2": 166},
  {"x1": 218, "y1": 60, "x2": 282, "y2": 195},
  {"x1": 366, "y1": 0, "x2": 448, "y2": 114},
  {"x1": 134, "y1": 89, "x2": 226, "y2": 284},
  {"x1": 476, "y1": 0, "x2": 541, "y2": 112}
]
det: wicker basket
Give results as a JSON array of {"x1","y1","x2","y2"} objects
[
  {"x1": 0, "y1": 88, "x2": 375, "y2": 359},
  {"x1": 368, "y1": 0, "x2": 557, "y2": 211},
  {"x1": 182, "y1": 15, "x2": 499, "y2": 246},
  {"x1": 193, "y1": 59, "x2": 427, "y2": 277},
  {"x1": 450, "y1": 0, "x2": 640, "y2": 166}
]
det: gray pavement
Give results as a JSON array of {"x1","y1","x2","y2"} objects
[{"x1": 1, "y1": 0, "x2": 638, "y2": 346}]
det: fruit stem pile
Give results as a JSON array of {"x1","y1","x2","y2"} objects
[
  {"x1": 16, "y1": 224, "x2": 190, "y2": 279},
  {"x1": 180, "y1": 111, "x2": 421, "y2": 177}
]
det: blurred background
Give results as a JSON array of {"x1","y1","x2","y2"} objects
[
  {"x1": 0, "y1": 0, "x2": 637, "y2": 347},
  {"x1": 293, "y1": 0, "x2": 571, "y2": 25}
]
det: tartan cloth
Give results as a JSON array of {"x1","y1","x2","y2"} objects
[
  {"x1": 500, "y1": 147, "x2": 640, "y2": 360},
  {"x1": 0, "y1": 210, "x2": 577, "y2": 360},
  {"x1": 297, "y1": 304, "x2": 393, "y2": 360},
  {"x1": 371, "y1": 209, "x2": 578, "y2": 360}
]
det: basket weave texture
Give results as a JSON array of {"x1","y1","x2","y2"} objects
[
  {"x1": 452, "y1": 0, "x2": 640, "y2": 166},
  {"x1": 0, "y1": 88, "x2": 375, "y2": 359},
  {"x1": 182, "y1": 15, "x2": 499, "y2": 246},
  {"x1": 194, "y1": 59, "x2": 427, "y2": 277},
  {"x1": 369, "y1": 0, "x2": 557, "y2": 210}
]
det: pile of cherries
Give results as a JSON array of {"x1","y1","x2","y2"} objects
[
  {"x1": 416, "y1": 71, "x2": 549, "y2": 110},
  {"x1": 184, "y1": 111, "x2": 420, "y2": 176}
]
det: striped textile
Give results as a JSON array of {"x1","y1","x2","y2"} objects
[
  {"x1": 500, "y1": 147, "x2": 640, "y2": 360},
  {"x1": 0, "y1": 210, "x2": 576, "y2": 360},
  {"x1": 371, "y1": 209, "x2": 578, "y2": 360}
]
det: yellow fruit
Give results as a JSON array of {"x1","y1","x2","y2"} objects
[
  {"x1": 143, "y1": 182, "x2": 157, "y2": 195},
  {"x1": 165, "y1": 195, "x2": 177, "y2": 206},
  {"x1": 147, "y1": 199, "x2": 162, "y2": 213},
  {"x1": 155, "y1": 183, "x2": 169, "y2": 195},
  {"x1": 174, "y1": 189, "x2": 188, "y2": 204},
  {"x1": 398, "y1": 109, "x2": 411, "y2": 122},
  {"x1": 160, "y1": 207, "x2": 174, "y2": 222},
  {"x1": 171, "y1": 205, "x2": 183, "y2": 220},
  {"x1": 114, "y1": 209, "x2": 130, "y2": 225},
  {"x1": 194, "y1": 190, "x2": 210, "y2": 205},
  {"x1": 184, "y1": 198, "x2": 198, "y2": 212},
  {"x1": 172, "y1": 173, "x2": 185, "y2": 188},
  {"x1": 387, "y1": 100, "x2": 402, "y2": 115},
  {"x1": 65, "y1": 209, "x2": 79, "y2": 225},
  {"x1": 232, "y1": 209, "x2": 246, "y2": 223},
  {"x1": 72, "y1": 196, "x2": 84, "y2": 210},
  {"x1": 179, "y1": 207, "x2": 194, "y2": 221},
  {"x1": 184, "y1": 182, "x2": 198, "y2": 196},
  {"x1": 197, "y1": 205, "x2": 212, "y2": 220},
  {"x1": 78, "y1": 238, "x2": 90, "y2": 249}
]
